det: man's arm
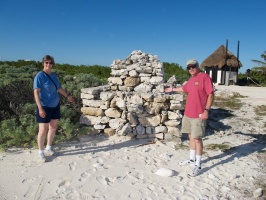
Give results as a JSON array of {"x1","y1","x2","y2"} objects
[
  {"x1": 200, "y1": 92, "x2": 214, "y2": 120},
  {"x1": 164, "y1": 85, "x2": 184, "y2": 93},
  {"x1": 173, "y1": 86, "x2": 184, "y2": 92},
  {"x1": 205, "y1": 92, "x2": 214, "y2": 111}
]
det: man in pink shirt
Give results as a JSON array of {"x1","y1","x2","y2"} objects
[{"x1": 165, "y1": 59, "x2": 214, "y2": 177}]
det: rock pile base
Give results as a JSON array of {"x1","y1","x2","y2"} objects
[{"x1": 80, "y1": 50, "x2": 183, "y2": 139}]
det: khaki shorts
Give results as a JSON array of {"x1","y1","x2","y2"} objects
[{"x1": 181, "y1": 115, "x2": 206, "y2": 139}]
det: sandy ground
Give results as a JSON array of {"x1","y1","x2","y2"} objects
[
  {"x1": 215, "y1": 85, "x2": 266, "y2": 105},
  {"x1": 0, "y1": 85, "x2": 265, "y2": 200}
]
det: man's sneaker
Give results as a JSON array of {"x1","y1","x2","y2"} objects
[
  {"x1": 188, "y1": 166, "x2": 201, "y2": 177},
  {"x1": 179, "y1": 159, "x2": 195, "y2": 166},
  {"x1": 38, "y1": 153, "x2": 47, "y2": 163},
  {"x1": 45, "y1": 148, "x2": 58, "y2": 156}
]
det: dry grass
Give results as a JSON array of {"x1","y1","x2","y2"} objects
[
  {"x1": 213, "y1": 92, "x2": 245, "y2": 110},
  {"x1": 254, "y1": 152, "x2": 266, "y2": 198},
  {"x1": 205, "y1": 143, "x2": 232, "y2": 151},
  {"x1": 174, "y1": 143, "x2": 189, "y2": 151},
  {"x1": 254, "y1": 105, "x2": 266, "y2": 131},
  {"x1": 254, "y1": 105, "x2": 266, "y2": 116}
]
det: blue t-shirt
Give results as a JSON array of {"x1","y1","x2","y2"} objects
[{"x1": 33, "y1": 71, "x2": 61, "y2": 107}]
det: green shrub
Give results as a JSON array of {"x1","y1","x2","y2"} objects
[
  {"x1": 0, "y1": 62, "x2": 105, "y2": 150},
  {"x1": 0, "y1": 116, "x2": 38, "y2": 150}
]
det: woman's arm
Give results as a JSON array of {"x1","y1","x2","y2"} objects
[
  {"x1": 58, "y1": 88, "x2": 75, "y2": 103},
  {"x1": 34, "y1": 88, "x2": 46, "y2": 118}
]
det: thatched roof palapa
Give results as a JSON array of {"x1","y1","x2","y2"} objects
[{"x1": 200, "y1": 45, "x2": 242, "y2": 68}]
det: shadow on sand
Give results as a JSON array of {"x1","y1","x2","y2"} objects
[
  {"x1": 202, "y1": 132, "x2": 266, "y2": 175},
  {"x1": 52, "y1": 136, "x2": 156, "y2": 159}
]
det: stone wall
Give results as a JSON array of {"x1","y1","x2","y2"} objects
[{"x1": 80, "y1": 50, "x2": 183, "y2": 139}]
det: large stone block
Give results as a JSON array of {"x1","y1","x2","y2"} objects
[{"x1": 81, "y1": 107, "x2": 104, "y2": 116}]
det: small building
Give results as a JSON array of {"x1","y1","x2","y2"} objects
[{"x1": 200, "y1": 45, "x2": 242, "y2": 85}]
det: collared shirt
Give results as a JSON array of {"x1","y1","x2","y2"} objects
[{"x1": 182, "y1": 73, "x2": 214, "y2": 118}]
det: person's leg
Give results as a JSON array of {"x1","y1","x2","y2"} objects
[
  {"x1": 179, "y1": 116, "x2": 196, "y2": 165},
  {"x1": 188, "y1": 133, "x2": 196, "y2": 160},
  {"x1": 45, "y1": 119, "x2": 59, "y2": 155},
  {"x1": 191, "y1": 118, "x2": 205, "y2": 167},
  {"x1": 194, "y1": 138, "x2": 203, "y2": 167},
  {"x1": 46, "y1": 104, "x2": 60, "y2": 152},
  {"x1": 187, "y1": 119, "x2": 205, "y2": 177},
  {"x1": 46, "y1": 119, "x2": 58, "y2": 146},
  {"x1": 179, "y1": 134, "x2": 196, "y2": 165},
  {"x1": 37, "y1": 123, "x2": 48, "y2": 151},
  {"x1": 37, "y1": 123, "x2": 49, "y2": 162},
  {"x1": 187, "y1": 138, "x2": 203, "y2": 177}
]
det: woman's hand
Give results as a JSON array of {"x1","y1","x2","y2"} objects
[
  {"x1": 67, "y1": 95, "x2": 75, "y2": 103},
  {"x1": 39, "y1": 108, "x2": 46, "y2": 118}
]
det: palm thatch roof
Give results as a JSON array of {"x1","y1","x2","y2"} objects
[{"x1": 200, "y1": 45, "x2": 242, "y2": 68}]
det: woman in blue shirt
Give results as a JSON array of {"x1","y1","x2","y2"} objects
[{"x1": 33, "y1": 55, "x2": 75, "y2": 162}]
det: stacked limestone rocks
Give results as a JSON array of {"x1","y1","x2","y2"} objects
[{"x1": 80, "y1": 50, "x2": 183, "y2": 139}]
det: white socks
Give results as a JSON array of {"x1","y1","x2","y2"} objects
[
  {"x1": 45, "y1": 145, "x2": 51, "y2": 151},
  {"x1": 39, "y1": 146, "x2": 51, "y2": 154},
  {"x1": 189, "y1": 150, "x2": 202, "y2": 167},
  {"x1": 196, "y1": 155, "x2": 202, "y2": 167},
  {"x1": 189, "y1": 149, "x2": 196, "y2": 161}
]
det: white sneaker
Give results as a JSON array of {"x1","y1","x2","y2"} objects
[
  {"x1": 38, "y1": 152, "x2": 47, "y2": 162},
  {"x1": 179, "y1": 159, "x2": 195, "y2": 166},
  {"x1": 188, "y1": 166, "x2": 201, "y2": 177},
  {"x1": 45, "y1": 148, "x2": 58, "y2": 156}
]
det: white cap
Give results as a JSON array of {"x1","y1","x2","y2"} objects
[{"x1": 186, "y1": 58, "x2": 199, "y2": 66}]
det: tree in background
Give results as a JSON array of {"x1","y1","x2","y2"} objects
[
  {"x1": 249, "y1": 51, "x2": 266, "y2": 85},
  {"x1": 252, "y1": 51, "x2": 266, "y2": 66},
  {"x1": 238, "y1": 51, "x2": 266, "y2": 86},
  {"x1": 163, "y1": 62, "x2": 189, "y2": 84}
]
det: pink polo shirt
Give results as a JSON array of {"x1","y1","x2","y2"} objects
[{"x1": 182, "y1": 72, "x2": 214, "y2": 118}]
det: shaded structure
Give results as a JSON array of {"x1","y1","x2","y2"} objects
[{"x1": 200, "y1": 45, "x2": 242, "y2": 85}]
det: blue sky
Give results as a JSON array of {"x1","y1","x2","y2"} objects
[{"x1": 0, "y1": 0, "x2": 265, "y2": 73}]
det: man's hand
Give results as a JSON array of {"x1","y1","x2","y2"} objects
[{"x1": 164, "y1": 86, "x2": 173, "y2": 93}]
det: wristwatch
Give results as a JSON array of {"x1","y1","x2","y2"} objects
[{"x1": 205, "y1": 108, "x2": 210, "y2": 112}]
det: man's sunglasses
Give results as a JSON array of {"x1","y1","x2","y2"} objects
[{"x1": 187, "y1": 64, "x2": 197, "y2": 70}]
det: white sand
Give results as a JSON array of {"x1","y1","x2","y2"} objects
[{"x1": 0, "y1": 86, "x2": 265, "y2": 200}]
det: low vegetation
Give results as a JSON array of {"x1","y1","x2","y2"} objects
[
  {"x1": 205, "y1": 143, "x2": 232, "y2": 151},
  {"x1": 254, "y1": 105, "x2": 266, "y2": 116},
  {"x1": 213, "y1": 92, "x2": 245, "y2": 110},
  {"x1": 254, "y1": 105, "x2": 266, "y2": 131},
  {"x1": 174, "y1": 143, "x2": 189, "y2": 151},
  {"x1": 0, "y1": 62, "x2": 105, "y2": 151}
]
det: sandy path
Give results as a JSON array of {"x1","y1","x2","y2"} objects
[{"x1": 215, "y1": 85, "x2": 266, "y2": 106}]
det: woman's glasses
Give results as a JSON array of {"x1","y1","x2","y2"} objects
[
  {"x1": 45, "y1": 61, "x2": 53, "y2": 65},
  {"x1": 187, "y1": 64, "x2": 197, "y2": 70}
]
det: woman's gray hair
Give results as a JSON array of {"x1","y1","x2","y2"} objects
[{"x1": 42, "y1": 55, "x2": 55, "y2": 64}]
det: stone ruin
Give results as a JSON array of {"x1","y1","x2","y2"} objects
[{"x1": 79, "y1": 50, "x2": 183, "y2": 140}]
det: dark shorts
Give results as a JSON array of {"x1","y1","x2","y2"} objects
[{"x1": 36, "y1": 103, "x2": 60, "y2": 123}]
